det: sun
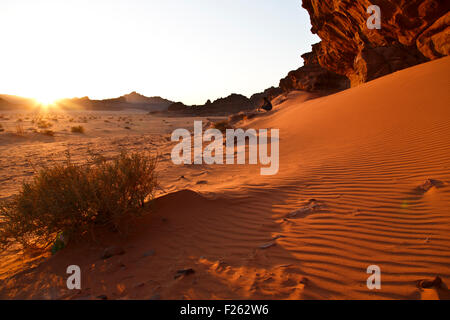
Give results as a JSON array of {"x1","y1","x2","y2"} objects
[{"x1": 34, "y1": 95, "x2": 60, "y2": 107}]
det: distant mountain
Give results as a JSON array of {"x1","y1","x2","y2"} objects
[
  {"x1": 123, "y1": 91, "x2": 172, "y2": 106},
  {"x1": 0, "y1": 94, "x2": 36, "y2": 110},
  {"x1": 57, "y1": 92, "x2": 173, "y2": 111},
  {"x1": 0, "y1": 92, "x2": 174, "y2": 111}
]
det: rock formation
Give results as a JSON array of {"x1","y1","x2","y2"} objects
[
  {"x1": 279, "y1": 43, "x2": 350, "y2": 93},
  {"x1": 301, "y1": 0, "x2": 449, "y2": 86},
  {"x1": 167, "y1": 87, "x2": 285, "y2": 116},
  {"x1": 168, "y1": 93, "x2": 255, "y2": 115}
]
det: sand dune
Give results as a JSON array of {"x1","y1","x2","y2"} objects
[{"x1": 1, "y1": 57, "x2": 449, "y2": 300}]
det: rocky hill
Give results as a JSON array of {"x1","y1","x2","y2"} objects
[{"x1": 57, "y1": 92, "x2": 173, "y2": 111}]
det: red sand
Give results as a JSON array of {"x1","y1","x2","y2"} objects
[{"x1": 1, "y1": 57, "x2": 449, "y2": 300}]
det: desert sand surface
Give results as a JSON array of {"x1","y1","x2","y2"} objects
[{"x1": 0, "y1": 57, "x2": 449, "y2": 300}]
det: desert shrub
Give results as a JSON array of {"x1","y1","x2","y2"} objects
[
  {"x1": 71, "y1": 125, "x2": 85, "y2": 133},
  {"x1": 0, "y1": 124, "x2": 4, "y2": 132},
  {"x1": 212, "y1": 120, "x2": 232, "y2": 133},
  {"x1": 124, "y1": 126, "x2": 131, "y2": 130},
  {"x1": 15, "y1": 123, "x2": 25, "y2": 136},
  {"x1": 37, "y1": 120, "x2": 52, "y2": 129},
  {"x1": 40, "y1": 130, "x2": 55, "y2": 136},
  {"x1": 0, "y1": 151, "x2": 159, "y2": 250}
]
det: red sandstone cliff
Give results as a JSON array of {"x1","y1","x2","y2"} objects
[{"x1": 301, "y1": 0, "x2": 449, "y2": 86}]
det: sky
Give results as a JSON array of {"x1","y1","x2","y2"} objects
[{"x1": 0, "y1": 0, "x2": 320, "y2": 105}]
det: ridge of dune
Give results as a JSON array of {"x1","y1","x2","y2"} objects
[{"x1": 1, "y1": 57, "x2": 449, "y2": 300}]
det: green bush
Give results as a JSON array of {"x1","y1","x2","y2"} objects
[{"x1": 0, "y1": 151, "x2": 159, "y2": 250}]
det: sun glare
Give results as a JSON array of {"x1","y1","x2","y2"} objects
[{"x1": 34, "y1": 95, "x2": 59, "y2": 107}]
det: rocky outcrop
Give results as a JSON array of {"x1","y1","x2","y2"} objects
[
  {"x1": 168, "y1": 93, "x2": 255, "y2": 115},
  {"x1": 167, "y1": 102, "x2": 189, "y2": 113},
  {"x1": 249, "y1": 86, "x2": 283, "y2": 107},
  {"x1": 167, "y1": 87, "x2": 285, "y2": 116},
  {"x1": 302, "y1": 0, "x2": 450, "y2": 86},
  {"x1": 279, "y1": 43, "x2": 350, "y2": 93},
  {"x1": 417, "y1": 13, "x2": 450, "y2": 59}
]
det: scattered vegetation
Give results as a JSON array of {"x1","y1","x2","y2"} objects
[
  {"x1": 71, "y1": 125, "x2": 85, "y2": 134},
  {"x1": 0, "y1": 151, "x2": 159, "y2": 250},
  {"x1": 37, "y1": 120, "x2": 52, "y2": 129},
  {"x1": 212, "y1": 120, "x2": 233, "y2": 133}
]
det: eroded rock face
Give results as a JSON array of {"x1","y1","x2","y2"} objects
[
  {"x1": 279, "y1": 43, "x2": 350, "y2": 92},
  {"x1": 302, "y1": 0, "x2": 450, "y2": 85}
]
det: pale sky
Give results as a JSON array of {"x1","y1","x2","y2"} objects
[{"x1": 0, "y1": 0, "x2": 319, "y2": 105}]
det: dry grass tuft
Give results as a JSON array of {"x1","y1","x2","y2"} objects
[
  {"x1": 0, "y1": 151, "x2": 159, "y2": 250},
  {"x1": 71, "y1": 125, "x2": 85, "y2": 134},
  {"x1": 37, "y1": 120, "x2": 52, "y2": 129},
  {"x1": 15, "y1": 123, "x2": 25, "y2": 136},
  {"x1": 40, "y1": 130, "x2": 55, "y2": 136}
]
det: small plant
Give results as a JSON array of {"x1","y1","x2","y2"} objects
[
  {"x1": 40, "y1": 130, "x2": 55, "y2": 136},
  {"x1": 0, "y1": 151, "x2": 159, "y2": 250},
  {"x1": 15, "y1": 123, "x2": 25, "y2": 136},
  {"x1": 37, "y1": 120, "x2": 52, "y2": 129},
  {"x1": 0, "y1": 124, "x2": 4, "y2": 132},
  {"x1": 212, "y1": 120, "x2": 232, "y2": 133},
  {"x1": 124, "y1": 126, "x2": 131, "y2": 130},
  {"x1": 71, "y1": 125, "x2": 85, "y2": 134}
]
